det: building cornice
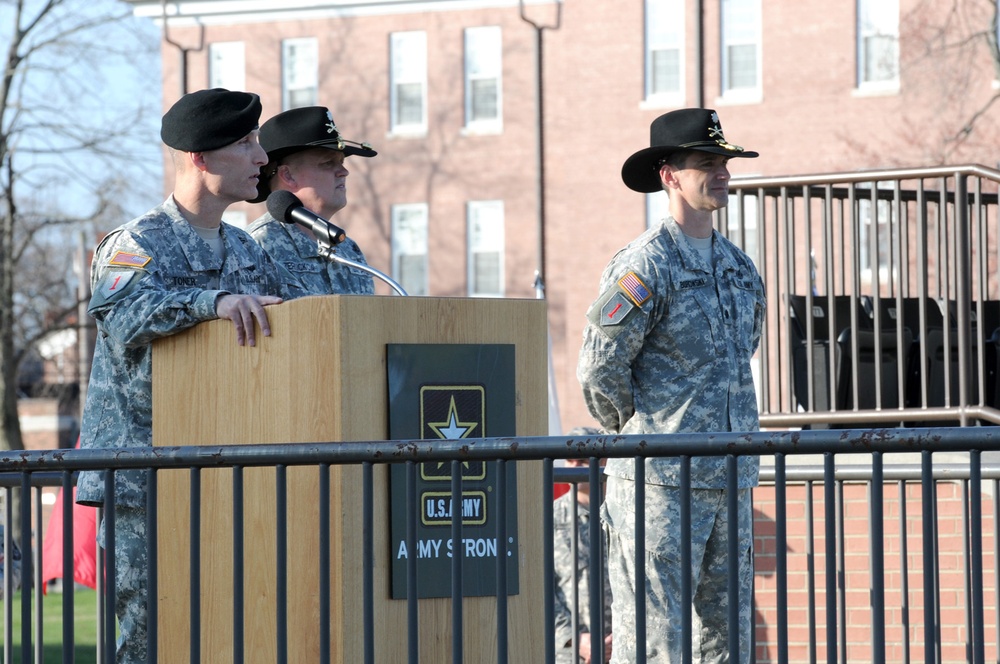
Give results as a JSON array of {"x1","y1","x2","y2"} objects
[{"x1": 124, "y1": 0, "x2": 557, "y2": 26}]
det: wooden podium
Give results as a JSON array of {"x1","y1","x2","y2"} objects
[{"x1": 151, "y1": 295, "x2": 548, "y2": 663}]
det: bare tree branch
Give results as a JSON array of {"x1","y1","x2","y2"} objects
[{"x1": 0, "y1": 0, "x2": 159, "y2": 455}]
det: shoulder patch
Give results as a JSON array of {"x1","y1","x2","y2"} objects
[
  {"x1": 587, "y1": 286, "x2": 641, "y2": 339},
  {"x1": 93, "y1": 270, "x2": 138, "y2": 304},
  {"x1": 108, "y1": 251, "x2": 152, "y2": 268},
  {"x1": 617, "y1": 271, "x2": 651, "y2": 306},
  {"x1": 601, "y1": 292, "x2": 635, "y2": 326}
]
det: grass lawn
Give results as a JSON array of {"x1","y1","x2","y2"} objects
[{"x1": 3, "y1": 589, "x2": 99, "y2": 664}]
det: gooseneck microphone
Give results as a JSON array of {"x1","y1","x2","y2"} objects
[
  {"x1": 263, "y1": 189, "x2": 409, "y2": 296},
  {"x1": 266, "y1": 190, "x2": 346, "y2": 246}
]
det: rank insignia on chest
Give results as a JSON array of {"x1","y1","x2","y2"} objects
[{"x1": 618, "y1": 271, "x2": 651, "y2": 306}]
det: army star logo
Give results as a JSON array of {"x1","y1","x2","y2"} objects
[
  {"x1": 420, "y1": 385, "x2": 487, "y2": 481},
  {"x1": 428, "y1": 395, "x2": 478, "y2": 440}
]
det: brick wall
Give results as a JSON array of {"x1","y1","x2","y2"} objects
[
  {"x1": 17, "y1": 398, "x2": 78, "y2": 451},
  {"x1": 753, "y1": 480, "x2": 996, "y2": 661},
  {"x1": 15, "y1": 398, "x2": 80, "y2": 547},
  {"x1": 143, "y1": 0, "x2": 1000, "y2": 434}
]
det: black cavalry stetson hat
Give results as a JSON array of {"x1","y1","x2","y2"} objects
[
  {"x1": 620, "y1": 108, "x2": 758, "y2": 193},
  {"x1": 249, "y1": 106, "x2": 377, "y2": 203}
]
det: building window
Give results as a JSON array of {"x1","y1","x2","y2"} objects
[
  {"x1": 282, "y1": 38, "x2": 318, "y2": 110},
  {"x1": 209, "y1": 42, "x2": 245, "y2": 91},
  {"x1": 857, "y1": 0, "x2": 899, "y2": 87},
  {"x1": 464, "y1": 26, "x2": 502, "y2": 131},
  {"x1": 467, "y1": 201, "x2": 504, "y2": 297},
  {"x1": 726, "y1": 193, "x2": 760, "y2": 269},
  {"x1": 221, "y1": 210, "x2": 247, "y2": 230},
  {"x1": 645, "y1": 0, "x2": 684, "y2": 101},
  {"x1": 390, "y1": 31, "x2": 427, "y2": 134},
  {"x1": 392, "y1": 204, "x2": 429, "y2": 296},
  {"x1": 646, "y1": 191, "x2": 669, "y2": 229},
  {"x1": 721, "y1": 0, "x2": 761, "y2": 95},
  {"x1": 857, "y1": 184, "x2": 898, "y2": 285}
]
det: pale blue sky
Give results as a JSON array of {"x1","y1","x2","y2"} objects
[{"x1": 2, "y1": 0, "x2": 164, "y2": 228}]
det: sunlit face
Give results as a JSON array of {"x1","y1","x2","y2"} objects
[
  {"x1": 279, "y1": 148, "x2": 350, "y2": 219},
  {"x1": 200, "y1": 130, "x2": 268, "y2": 202},
  {"x1": 664, "y1": 152, "x2": 732, "y2": 212}
]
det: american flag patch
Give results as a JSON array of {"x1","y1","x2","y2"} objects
[
  {"x1": 618, "y1": 271, "x2": 650, "y2": 306},
  {"x1": 108, "y1": 251, "x2": 152, "y2": 268}
]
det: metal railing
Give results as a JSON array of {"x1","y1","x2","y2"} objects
[
  {"x1": 1, "y1": 429, "x2": 1000, "y2": 663},
  {"x1": 721, "y1": 164, "x2": 1000, "y2": 428},
  {"x1": 7, "y1": 164, "x2": 1000, "y2": 662}
]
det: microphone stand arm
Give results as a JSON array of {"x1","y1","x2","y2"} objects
[{"x1": 317, "y1": 244, "x2": 409, "y2": 296}]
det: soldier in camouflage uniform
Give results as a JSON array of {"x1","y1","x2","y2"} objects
[
  {"x1": 576, "y1": 109, "x2": 765, "y2": 664},
  {"x1": 76, "y1": 88, "x2": 303, "y2": 663},
  {"x1": 554, "y1": 427, "x2": 613, "y2": 663},
  {"x1": 247, "y1": 106, "x2": 378, "y2": 295}
]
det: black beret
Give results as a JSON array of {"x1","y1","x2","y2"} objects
[{"x1": 160, "y1": 88, "x2": 263, "y2": 152}]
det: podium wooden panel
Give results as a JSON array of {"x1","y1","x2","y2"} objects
[{"x1": 151, "y1": 295, "x2": 547, "y2": 663}]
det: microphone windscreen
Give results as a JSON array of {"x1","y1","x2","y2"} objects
[{"x1": 266, "y1": 190, "x2": 303, "y2": 224}]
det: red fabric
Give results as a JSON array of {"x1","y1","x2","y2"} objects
[
  {"x1": 553, "y1": 483, "x2": 570, "y2": 499},
  {"x1": 40, "y1": 441, "x2": 98, "y2": 593}
]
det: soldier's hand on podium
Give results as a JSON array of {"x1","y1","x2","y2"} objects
[{"x1": 215, "y1": 294, "x2": 283, "y2": 347}]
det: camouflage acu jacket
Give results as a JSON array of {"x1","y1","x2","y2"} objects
[
  {"x1": 247, "y1": 212, "x2": 375, "y2": 295},
  {"x1": 76, "y1": 197, "x2": 302, "y2": 508},
  {"x1": 577, "y1": 216, "x2": 766, "y2": 489},
  {"x1": 553, "y1": 492, "x2": 612, "y2": 655}
]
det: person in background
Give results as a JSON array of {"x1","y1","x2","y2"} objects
[
  {"x1": 554, "y1": 426, "x2": 613, "y2": 664},
  {"x1": 577, "y1": 108, "x2": 766, "y2": 663},
  {"x1": 76, "y1": 88, "x2": 302, "y2": 663},
  {"x1": 248, "y1": 105, "x2": 378, "y2": 295}
]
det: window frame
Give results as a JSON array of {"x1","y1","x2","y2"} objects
[
  {"x1": 720, "y1": 0, "x2": 762, "y2": 100},
  {"x1": 282, "y1": 37, "x2": 319, "y2": 111},
  {"x1": 644, "y1": 0, "x2": 685, "y2": 104},
  {"x1": 391, "y1": 203, "x2": 430, "y2": 296},
  {"x1": 464, "y1": 26, "x2": 503, "y2": 133},
  {"x1": 856, "y1": 0, "x2": 900, "y2": 90},
  {"x1": 390, "y1": 31, "x2": 428, "y2": 135},
  {"x1": 466, "y1": 200, "x2": 505, "y2": 297},
  {"x1": 646, "y1": 190, "x2": 670, "y2": 229},
  {"x1": 208, "y1": 41, "x2": 245, "y2": 92}
]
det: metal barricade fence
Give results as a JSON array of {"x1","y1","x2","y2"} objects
[
  {"x1": 722, "y1": 165, "x2": 1000, "y2": 429},
  {"x1": 1, "y1": 428, "x2": 1000, "y2": 663}
]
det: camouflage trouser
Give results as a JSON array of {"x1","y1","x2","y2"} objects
[
  {"x1": 98, "y1": 506, "x2": 148, "y2": 664},
  {"x1": 601, "y1": 477, "x2": 753, "y2": 664}
]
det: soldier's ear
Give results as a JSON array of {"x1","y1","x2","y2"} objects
[
  {"x1": 277, "y1": 164, "x2": 297, "y2": 187},
  {"x1": 189, "y1": 151, "x2": 209, "y2": 172}
]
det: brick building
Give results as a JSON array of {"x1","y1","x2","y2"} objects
[{"x1": 124, "y1": 0, "x2": 1000, "y2": 432}]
